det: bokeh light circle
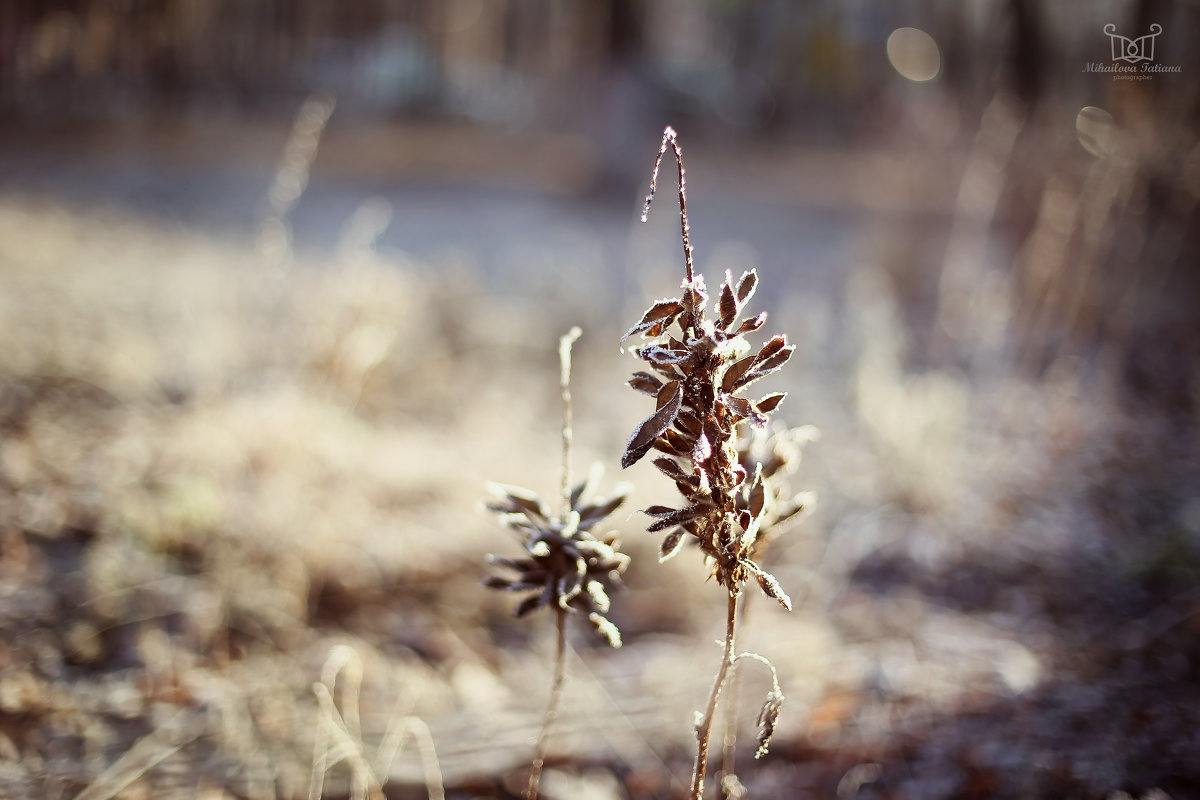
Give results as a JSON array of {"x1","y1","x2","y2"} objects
[{"x1": 887, "y1": 27, "x2": 941, "y2": 82}]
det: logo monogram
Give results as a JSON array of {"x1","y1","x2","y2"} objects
[{"x1": 1104, "y1": 23, "x2": 1162, "y2": 64}]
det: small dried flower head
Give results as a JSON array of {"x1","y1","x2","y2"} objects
[{"x1": 484, "y1": 472, "x2": 629, "y2": 647}]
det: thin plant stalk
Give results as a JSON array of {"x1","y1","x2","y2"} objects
[
  {"x1": 527, "y1": 326, "x2": 581, "y2": 800},
  {"x1": 642, "y1": 127, "x2": 695, "y2": 282},
  {"x1": 527, "y1": 605, "x2": 567, "y2": 800},
  {"x1": 558, "y1": 327, "x2": 581, "y2": 514},
  {"x1": 719, "y1": 643, "x2": 743, "y2": 798},
  {"x1": 691, "y1": 590, "x2": 739, "y2": 800}
]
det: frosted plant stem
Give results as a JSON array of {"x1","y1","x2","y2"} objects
[
  {"x1": 527, "y1": 606, "x2": 567, "y2": 800},
  {"x1": 642, "y1": 127, "x2": 695, "y2": 283},
  {"x1": 558, "y1": 327, "x2": 581, "y2": 516},
  {"x1": 691, "y1": 590, "x2": 739, "y2": 800}
]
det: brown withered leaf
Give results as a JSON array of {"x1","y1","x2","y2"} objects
[
  {"x1": 753, "y1": 344, "x2": 794, "y2": 374},
  {"x1": 725, "y1": 395, "x2": 766, "y2": 427},
  {"x1": 652, "y1": 435, "x2": 691, "y2": 459},
  {"x1": 648, "y1": 361, "x2": 684, "y2": 381},
  {"x1": 628, "y1": 371, "x2": 663, "y2": 395},
  {"x1": 756, "y1": 392, "x2": 787, "y2": 414},
  {"x1": 681, "y1": 276, "x2": 709, "y2": 328},
  {"x1": 659, "y1": 528, "x2": 687, "y2": 562},
  {"x1": 744, "y1": 561, "x2": 792, "y2": 611},
  {"x1": 721, "y1": 354, "x2": 757, "y2": 392},
  {"x1": 674, "y1": 411, "x2": 703, "y2": 437},
  {"x1": 748, "y1": 467, "x2": 766, "y2": 518},
  {"x1": 734, "y1": 312, "x2": 767, "y2": 336},
  {"x1": 653, "y1": 456, "x2": 690, "y2": 482},
  {"x1": 661, "y1": 425, "x2": 697, "y2": 454},
  {"x1": 736, "y1": 269, "x2": 758, "y2": 304},
  {"x1": 735, "y1": 346, "x2": 795, "y2": 391},
  {"x1": 718, "y1": 277, "x2": 738, "y2": 330},
  {"x1": 754, "y1": 335, "x2": 788, "y2": 365},
  {"x1": 622, "y1": 380, "x2": 683, "y2": 467},
  {"x1": 654, "y1": 380, "x2": 678, "y2": 410},
  {"x1": 623, "y1": 299, "x2": 684, "y2": 340},
  {"x1": 646, "y1": 503, "x2": 707, "y2": 532}
]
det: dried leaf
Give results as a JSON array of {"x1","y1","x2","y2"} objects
[
  {"x1": 648, "y1": 361, "x2": 683, "y2": 380},
  {"x1": 718, "y1": 277, "x2": 738, "y2": 329},
  {"x1": 725, "y1": 395, "x2": 765, "y2": 427},
  {"x1": 577, "y1": 493, "x2": 626, "y2": 530},
  {"x1": 736, "y1": 269, "x2": 758, "y2": 304},
  {"x1": 734, "y1": 312, "x2": 767, "y2": 336},
  {"x1": 756, "y1": 392, "x2": 787, "y2": 414},
  {"x1": 674, "y1": 411, "x2": 703, "y2": 437},
  {"x1": 755, "y1": 335, "x2": 788, "y2": 365},
  {"x1": 681, "y1": 276, "x2": 709, "y2": 328},
  {"x1": 735, "y1": 347, "x2": 795, "y2": 391},
  {"x1": 652, "y1": 435, "x2": 690, "y2": 459},
  {"x1": 755, "y1": 690, "x2": 783, "y2": 759},
  {"x1": 749, "y1": 465, "x2": 766, "y2": 518},
  {"x1": 661, "y1": 427, "x2": 697, "y2": 453},
  {"x1": 745, "y1": 561, "x2": 792, "y2": 611},
  {"x1": 586, "y1": 581, "x2": 611, "y2": 613},
  {"x1": 691, "y1": 432, "x2": 712, "y2": 464},
  {"x1": 485, "y1": 483, "x2": 547, "y2": 519},
  {"x1": 567, "y1": 476, "x2": 592, "y2": 512},
  {"x1": 589, "y1": 613, "x2": 622, "y2": 648},
  {"x1": 653, "y1": 457, "x2": 689, "y2": 481},
  {"x1": 753, "y1": 344, "x2": 794, "y2": 375},
  {"x1": 514, "y1": 594, "x2": 543, "y2": 617},
  {"x1": 722, "y1": 354, "x2": 756, "y2": 392},
  {"x1": 647, "y1": 504, "x2": 706, "y2": 532},
  {"x1": 623, "y1": 299, "x2": 684, "y2": 340},
  {"x1": 623, "y1": 380, "x2": 683, "y2": 468},
  {"x1": 659, "y1": 528, "x2": 687, "y2": 562},
  {"x1": 628, "y1": 371, "x2": 664, "y2": 395},
  {"x1": 486, "y1": 554, "x2": 536, "y2": 571}
]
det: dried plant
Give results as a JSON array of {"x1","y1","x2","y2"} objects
[
  {"x1": 308, "y1": 645, "x2": 445, "y2": 800},
  {"x1": 622, "y1": 127, "x2": 811, "y2": 799},
  {"x1": 484, "y1": 328, "x2": 630, "y2": 800}
]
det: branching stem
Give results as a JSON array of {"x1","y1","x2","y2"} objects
[
  {"x1": 691, "y1": 589, "x2": 739, "y2": 800},
  {"x1": 527, "y1": 605, "x2": 567, "y2": 800}
]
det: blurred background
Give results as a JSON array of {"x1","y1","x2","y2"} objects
[{"x1": 1, "y1": 1, "x2": 1199, "y2": 798}]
